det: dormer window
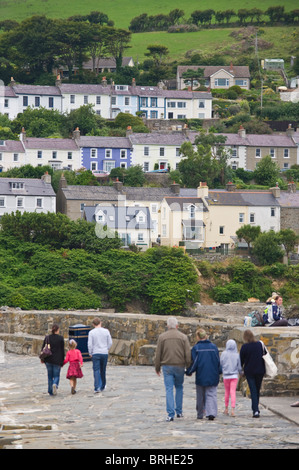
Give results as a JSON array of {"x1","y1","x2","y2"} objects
[
  {"x1": 189, "y1": 204, "x2": 196, "y2": 219},
  {"x1": 10, "y1": 182, "x2": 24, "y2": 189}
]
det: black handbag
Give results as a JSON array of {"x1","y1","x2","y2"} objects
[{"x1": 39, "y1": 335, "x2": 52, "y2": 361}]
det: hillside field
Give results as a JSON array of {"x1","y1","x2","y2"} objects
[{"x1": 0, "y1": 0, "x2": 298, "y2": 29}]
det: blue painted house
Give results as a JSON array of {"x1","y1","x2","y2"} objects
[{"x1": 78, "y1": 136, "x2": 132, "y2": 173}]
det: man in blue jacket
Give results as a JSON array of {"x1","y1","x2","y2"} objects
[{"x1": 186, "y1": 329, "x2": 222, "y2": 420}]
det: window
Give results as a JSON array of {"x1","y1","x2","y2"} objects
[
  {"x1": 270, "y1": 148, "x2": 275, "y2": 158},
  {"x1": 255, "y1": 148, "x2": 261, "y2": 158},
  {"x1": 250, "y1": 213, "x2": 255, "y2": 223},
  {"x1": 80, "y1": 203, "x2": 85, "y2": 212},
  {"x1": 231, "y1": 148, "x2": 238, "y2": 158},
  {"x1": 36, "y1": 198, "x2": 43, "y2": 208},
  {"x1": 235, "y1": 79, "x2": 247, "y2": 86},
  {"x1": 37, "y1": 151, "x2": 42, "y2": 159},
  {"x1": 150, "y1": 98, "x2": 157, "y2": 107},
  {"x1": 49, "y1": 97, "x2": 54, "y2": 108},
  {"x1": 162, "y1": 224, "x2": 167, "y2": 236},
  {"x1": 52, "y1": 151, "x2": 57, "y2": 159},
  {"x1": 144, "y1": 146, "x2": 149, "y2": 156},
  {"x1": 96, "y1": 96, "x2": 101, "y2": 105},
  {"x1": 177, "y1": 102, "x2": 186, "y2": 108},
  {"x1": 141, "y1": 97, "x2": 147, "y2": 107},
  {"x1": 67, "y1": 152, "x2": 72, "y2": 160},
  {"x1": 150, "y1": 111, "x2": 158, "y2": 119},
  {"x1": 168, "y1": 102, "x2": 176, "y2": 108},
  {"x1": 177, "y1": 115, "x2": 186, "y2": 119},
  {"x1": 120, "y1": 162, "x2": 127, "y2": 169},
  {"x1": 219, "y1": 226, "x2": 224, "y2": 234},
  {"x1": 103, "y1": 160, "x2": 115, "y2": 173},
  {"x1": 23, "y1": 96, "x2": 28, "y2": 107},
  {"x1": 91, "y1": 162, "x2": 97, "y2": 171},
  {"x1": 151, "y1": 204, "x2": 157, "y2": 213},
  {"x1": 198, "y1": 113, "x2": 205, "y2": 118},
  {"x1": 271, "y1": 208, "x2": 275, "y2": 217},
  {"x1": 0, "y1": 198, "x2": 5, "y2": 207},
  {"x1": 13, "y1": 153, "x2": 18, "y2": 162},
  {"x1": 0, "y1": 153, "x2": 2, "y2": 161},
  {"x1": 91, "y1": 148, "x2": 97, "y2": 158},
  {"x1": 84, "y1": 96, "x2": 88, "y2": 104},
  {"x1": 143, "y1": 162, "x2": 149, "y2": 172},
  {"x1": 125, "y1": 97, "x2": 130, "y2": 106},
  {"x1": 198, "y1": 100, "x2": 205, "y2": 108},
  {"x1": 176, "y1": 148, "x2": 181, "y2": 157},
  {"x1": 96, "y1": 110, "x2": 101, "y2": 116},
  {"x1": 189, "y1": 205, "x2": 196, "y2": 219},
  {"x1": 284, "y1": 149, "x2": 289, "y2": 158},
  {"x1": 0, "y1": 141, "x2": 4, "y2": 146},
  {"x1": 120, "y1": 149, "x2": 126, "y2": 159},
  {"x1": 283, "y1": 163, "x2": 289, "y2": 169},
  {"x1": 111, "y1": 96, "x2": 116, "y2": 105},
  {"x1": 16, "y1": 198, "x2": 23, "y2": 208},
  {"x1": 239, "y1": 213, "x2": 244, "y2": 223},
  {"x1": 70, "y1": 95, "x2": 75, "y2": 104},
  {"x1": 115, "y1": 85, "x2": 128, "y2": 91},
  {"x1": 35, "y1": 97, "x2": 40, "y2": 107},
  {"x1": 4, "y1": 99, "x2": 8, "y2": 108},
  {"x1": 105, "y1": 149, "x2": 112, "y2": 159},
  {"x1": 159, "y1": 147, "x2": 165, "y2": 157},
  {"x1": 215, "y1": 78, "x2": 229, "y2": 87},
  {"x1": 11, "y1": 182, "x2": 24, "y2": 189}
]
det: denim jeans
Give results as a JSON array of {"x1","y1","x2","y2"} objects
[
  {"x1": 246, "y1": 374, "x2": 264, "y2": 414},
  {"x1": 162, "y1": 365, "x2": 185, "y2": 418},
  {"x1": 45, "y1": 363, "x2": 61, "y2": 395},
  {"x1": 92, "y1": 354, "x2": 108, "y2": 391}
]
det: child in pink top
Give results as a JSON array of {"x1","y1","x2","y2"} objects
[{"x1": 63, "y1": 340, "x2": 83, "y2": 394}]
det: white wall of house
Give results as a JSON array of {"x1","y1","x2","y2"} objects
[
  {"x1": 24, "y1": 147, "x2": 81, "y2": 171},
  {"x1": 0, "y1": 194, "x2": 56, "y2": 217},
  {"x1": 61, "y1": 92, "x2": 111, "y2": 117},
  {"x1": 131, "y1": 143, "x2": 183, "y2": 171},
  {"x1": 0, "y1": 150, "x2": 26, "y2": 172}
]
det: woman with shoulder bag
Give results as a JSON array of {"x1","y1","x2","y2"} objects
[
  {"x1": 41, "y1": 324, "x2": 65, "y2": 396},
  {"x1": 240, "y1": 329, "x2": 265, "y2": 418}
]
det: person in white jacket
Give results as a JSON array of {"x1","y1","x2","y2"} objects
[
  {"x1": 220, "y1": 339, "x2": 243, "y2": 417},
  {"x1": 88, "y1": 317, "x2": 112, "y2": 393}
]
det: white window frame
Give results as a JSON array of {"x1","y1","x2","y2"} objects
[
  {"x1": 144, "y1": 146, "x2": 149, "y2": 156},
  {"x1": 120, "y1": 149, "x2": 126, "y2": 159},
  {"x1": 270, "y1": 148, "x2": 275, "y2": 158},
  {"x1": 284, "y1": 148, "x2": 289, "y2": 158},
  {"x1": 91, "y1": 148, "x2": 97, "y2": 158},
  {"x1": 16, "y1": 197, "x2": 24, "y2": 208},
  {"x1": 0, "y1": 197, "x2": 6, "y2": 207},
  {"x1": 70, "y1": 95, "x2": 75, "y2": 104},
  {"x1": 91, "y1": 162, "x2": 97, "y2": 171},
  {"x1": 255, "y1": 148, "x2": 261, "y2": 158},
  {"x1": 103, "y1": 160, "x2": 115, "y2": 173},
  {"x1": 36, "y1": 197, "x2": 43, "y2": 208},
  {"x1": 105, "y1": 149, "x2": 112, "y2": 159},
  {"x1": 239, "y1": 213, "x2": 244, "y2": 223}
]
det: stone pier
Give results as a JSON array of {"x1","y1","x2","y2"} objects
[{"x1": 1, "y1": 306, "x2": 299, "y2": 395}]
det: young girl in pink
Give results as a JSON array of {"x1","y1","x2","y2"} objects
[
  {"x1": 220, "y1": 339, "x2": 243, "y2": 416},
  {"x1": 63, "y1": 340, "x2": 83, "y2": 394}
]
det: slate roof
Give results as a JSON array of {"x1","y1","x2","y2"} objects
[
  {"x1": 0, "y1": 87, "x2": 17, "y2": 98},
  {"x1": 164, "y1": 196, "x2": 208, "y2": 211},
  {"x1": 23, "y1": 138, "x2": 79, "y2": 150},
  {"x1": 177, "y1": 65, "x2": 251, "y2": 78},
  {"x1": 207, "y1": 190, "x2": 280, "y2": 206},
  {"x1": 128, "y1": 132, "x2": 197, "y2": 146},
  {"x1": 0, "y1": 178, "x2": 55, "y2": 196},
  {"x1": 12, "y1": 85, "x2": 62, "y2": 96},
  {"x1": 62, "y1": 185, "x2": 121, "y2": 201},
  {"x1": 78, "y1": 136, "x2": 132, "y2": 149},
  {"x1": 217, "y1": 133, "x2": 297, "y2": 148},
  {"x1": 278, "y1": 191, "x2": 299, "y2": 208},
  {"x1": 83, "y1": 205, "x2": 153, "y2": 229},
  {"x1": 0, "y1": 140, "x2": 25, "y2": 153}
]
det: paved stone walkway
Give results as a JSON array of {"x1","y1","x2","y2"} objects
[{"x1": 1, "y1": 354, "x2": 299, "y2": 450}]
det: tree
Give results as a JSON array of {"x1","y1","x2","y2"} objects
[
  {"x1": 265, "y1": 6, "x2": 285, "y2": 22},
  {"x1": 279, "y1": 229, "x2": 299, "y2": 258},
  {"x1": 11, "y1": 107, "x2": 65, "y2": 138},
  {"x1": 236, "y1": 224, "x2": 261, "y2": 253},
  {"x1": 254, "y1": 155, "x2": 280, "y2": 186},
  {"x1": 145, "y1": 44, "x2": 169, "y2": 67},
  {"x1": 182, "y1": 68, "x2": 204, "y2": 90},
  {"x1": 105, "y1": 28, "x2": 131, "y2": 72},
  {"x1": 168, "y1": 9, "x2": 184, "y2": 25},
  {"x1": 253, "y1": 231, "x2": 284, "y2": 265}
]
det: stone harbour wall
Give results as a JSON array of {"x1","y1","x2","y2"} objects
[{"x1": 1, "y1": 305, "x2": 299, "y2": 396}]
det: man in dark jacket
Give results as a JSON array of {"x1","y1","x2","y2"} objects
[
  {"x1": 155, "y1": 317, "x2": 191, "y2": 422},
  {"x1": 186, "y1": 329, "x2": 221, "y2": 420}
]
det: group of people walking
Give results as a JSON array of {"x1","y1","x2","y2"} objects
[
  {"x1": 40, "y1": 317, "x2": 112, "y2": 396},
  {"x1": 155, "y1": 317, "x2": 266, "y2": 421},
  {"x1": 41, "y1": 316, "x2": 271, "y2": 420}
]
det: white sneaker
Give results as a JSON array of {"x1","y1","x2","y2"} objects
[{"x1": 52, "y1": 384, "x2": 57, "y2": 396}]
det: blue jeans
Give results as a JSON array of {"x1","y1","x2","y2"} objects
[
  {"x1": 45, "y1": 363, "x2": 61, "y2": 395},
  {"x1": 92, "y1": 354, "x2": 108, "y2": 392},
  {"x1": 162, "y1": 366, "x2": 185, "y2": 418},
  {"x1": 246, "y1": 374, "x2": 264, "y2": 414}
]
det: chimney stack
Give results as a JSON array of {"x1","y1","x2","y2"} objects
[
  {"x1": 170, "y1": 181, "x2": 180, "y2": 194},
  {"x1": 197, "y1": 181, "x2": 209, "y2": 198},
  {"x1": 59, "y1": 173, "x2": 67, "y2": 189},
  {"x1": 126, "y1": 126, "x2": 133, "y2": 137},
  {"x1": 271, "y1": 183, "x2": 280, "y2": 198},
  {"x1": 102, "y1": 76, "x2": 107, "y2": 87},
  {"x1": 286, "y1": 123, "x2": 295, "y2": 137},
  {"x1": 41, "y1": 171, "x2": 51, "y2": 184},
  {"x1": 287, "y1": 182, "x2": 297, "y2": 193},
  {"x1": 20, "y1": 127, "x2": 26, "y2": 142},
  {"x1": 226, "y1": 182, "x2": 236, "y2": 191},
  {"x1": 132, "y1": 78, "x2": 136, "y2": 87},
  {"x1": 238, "y1": 125, "x2": 246, "y2": 138},
  {"x1": 55, "y1": 73, "x2": 62, "y2": 87},
  {"x1": 9, "y1": 77, "x2": 16, "y2": 87},
  {"x1": 113, "y1": 178, "x2": 123, "y2": 192},
  {"x1": 73, "y1": 127, "x2": 80, "y2": 140}
]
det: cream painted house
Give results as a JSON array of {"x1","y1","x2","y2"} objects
[
  {"x1": 0, "y1": 139, "x2": 26, "y2": 172},
  {"x1": 177, "y1": 65, "x2": 250, "y2": 90}
]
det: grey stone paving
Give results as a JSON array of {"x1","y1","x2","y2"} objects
[{"x1": 0, "y1": 354, "x2": 299, "y2": 450}]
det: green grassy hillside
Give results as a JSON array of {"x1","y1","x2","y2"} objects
[{"x1": 0, "y1": 0, "x2": 298, "y2": 29}]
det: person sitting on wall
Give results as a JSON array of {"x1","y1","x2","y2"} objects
[{"x1": 263, "y1": 295, "x2": 288, "y2": 327}]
